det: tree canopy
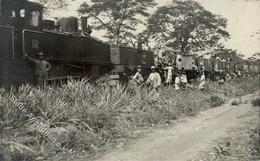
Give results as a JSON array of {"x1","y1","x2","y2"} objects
[
  {"x1": 252, "y1": 52, "x2": 260, "y2": 60},
  {"x1": 78, "y1": 0, "x2": 156, "y2": 45},
  {"x1": 31, "y1": 0, "x2": 70, "y2": 16},
  {"x1": 147, "y1": 0, "x2": 230, "y2": 55}
]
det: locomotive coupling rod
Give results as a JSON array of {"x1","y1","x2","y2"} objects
[{"x1": 22, "y1": 29, "x2": 44, "y2": 58}]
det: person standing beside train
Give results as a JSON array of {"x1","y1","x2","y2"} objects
[
  {"x1": 127, "y1": 65, "x2": 144, "y2": 94},
  {"x1": 199, "y1": 71, "x2": 206, "y2": 90},
  {"x1": 164, "y1": 63, "x2": 174, "y2": 86},
  {"x1": 180, "y1": 69, "x2": 188, "y2": 89},
  {"x1": 175, "y1": 72, "x2": 181, "y2": 91},
  {"x1": 25, "y1": 51, "x2": 52, "y2": 87},
  {"x1": 146, "y1": 66, "x2": 162, "y2": 97},
  {"x1": 132, "y1": 65, "x2": 144, "y2": 85}
]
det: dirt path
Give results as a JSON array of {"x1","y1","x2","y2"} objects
[{"x1": 94, "y1": 94, "x2": 259, "y2": 161}]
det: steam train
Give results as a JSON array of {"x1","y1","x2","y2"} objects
[
  {"x1": 173, "y1": 53, "x2": 259, "y2": 81},
  {"x1": 199, "y1": 52, "x2": 259, "y2": 77},
  {"x1": 0, "y1": 0, "x2": 154, "y2": 87},
  {"x1": 0, "y1": 0, "x2": 258, "y2": 87}
]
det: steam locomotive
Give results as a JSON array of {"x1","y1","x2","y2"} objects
[{"x1": 0, "y1": 0, "x2": 154, "y2": 87}]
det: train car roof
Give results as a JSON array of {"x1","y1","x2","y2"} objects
[
  {"x1": 110, "y1": 44, "x2": 153, "y2": 53},
  {"x1": 1, "y1": 0, "x2": 43, "y2": 8}
]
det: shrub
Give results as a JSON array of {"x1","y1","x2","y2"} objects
[
  {"x1": 251, "y1": 98, "x2": 260, "y2": 107},
  {"x1": 231, "y1": 100, "x2": 239, "y2": 106},
  {"x1": 210, "y1": 95, "x2": 225, "y2": 107}
]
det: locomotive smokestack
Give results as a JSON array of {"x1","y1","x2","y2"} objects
[
  {"x1": 59, "y1": 16, "x2": 78, "y2": 33},
  {"x1": 81, "y1": 17, "x2": 92, "y2": 35}
]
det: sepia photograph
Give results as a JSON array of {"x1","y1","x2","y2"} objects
[{"x1": 0, "y1": 0, "x2": 259, "y2": 161}]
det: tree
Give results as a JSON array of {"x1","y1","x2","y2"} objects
[
  {"x1": 237, "y1": 53, "x2": 245, "y2": 58},
  {"x1": 122, "y1": 30, "x2": 151, "y2": 49},
  {"x1": 214, "y1": 45, "x2": 241, "y2": 61},
  {"x1": 252, "y1": 52, "x2": 260, "y2": 60},
  {"x1": 31, "y1": 0, "x2": 70, "y2": 16},
  {"x1": 147, "y1": 0, "x2": 230, "y2": 55},
  {"x1": 247, "y1": 57, "x2": 257, "y2": 61},
  {"x1": 78, "y1": 0, "x2": 156, "y2": 45}
]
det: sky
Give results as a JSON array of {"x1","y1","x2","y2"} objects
[{"x1": 51, "y1": 0, "x2": 260, "y2": 58}]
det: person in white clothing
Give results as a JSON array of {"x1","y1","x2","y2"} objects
[
  {"x1": 180, "y1": 70, "x2": 188, "y2": 89},
  {"x1": 146, "y1": 66, "x2": 162, "y2": 90},
  {"x1": 164, "y1": 63, "x2": 174, "y2": 86},
  {"x1": 199, "y1": 72, "x2": 206, "y2": 90},
  {"x1": 175, "y1": 72, "x2": 181, "y2": 91},
  {"x1": 132, "y1": 65, "x2": 144, "y2": 85}
]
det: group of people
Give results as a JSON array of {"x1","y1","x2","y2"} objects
[
  {"x1": 132, "y1": 64, "x2": 207, "y2": 92},
  {"x1": 132, "y1": 65, "x2": 162, "y2": 92},
  {"x1": 26, "y1": 51, "x2": 249, "y2": 90}
]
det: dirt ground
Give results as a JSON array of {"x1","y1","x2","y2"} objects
[
  {"x1": 192, "y1": 122, "x2": 259, "y2": 161},
  {"x1": 90, "y1": 93, "x2": 259, "y2": 161}
]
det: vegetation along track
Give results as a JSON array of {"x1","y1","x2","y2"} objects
[{"x1": 0, "y1": 78, "x2": 259, "y2": 161}]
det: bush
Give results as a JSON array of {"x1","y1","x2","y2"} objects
[
  {"x1": 251, "y1": 98, "x2": 260, "y2": 107},
  {"x1": 210, "y1": 95, "x2": 225, "y2": 107},
  {"x1": 231, "y1": 100, "x2": 239, "y2": 106}
]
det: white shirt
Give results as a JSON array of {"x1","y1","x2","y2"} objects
[
  {"x1": 175, "y1": 76, "x2": 180, "y2": 84},
  {"x1": 165, "y1": 66, "x2": 173, "y2": 78},
  {"x1": 133, "y1": 72, "x2": 144, "y2": 84},
  {"x1": 146, "y1": 72, "x2": 162, "y2": 88},
  {"x1": 180, "y1": 74, "x2": 188, "y2": 83},
  {"x1": 175, "y1": 76, "x2": 181, "y2": 90},
  {"x1": 201, "y1": 74, "x2": 206, "y2": 81}
]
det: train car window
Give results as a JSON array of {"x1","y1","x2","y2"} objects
[
  {"x1": 20, "y1": 9, "x2": 25, "y2": 18},
  {"x1": 30, "y1": 11, "x2": 39, "y2": 27}
]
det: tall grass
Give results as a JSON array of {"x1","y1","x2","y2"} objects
[{"x1": 0, "y1": 77, "x2": 259, "y2": 160}]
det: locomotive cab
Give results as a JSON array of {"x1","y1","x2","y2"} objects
[
  {"x1": 0, "y1": 0, "x2": 43, "y2": 30},
  {"x1": 0, "y1": 0, "x2": 44, "y2": 87}
]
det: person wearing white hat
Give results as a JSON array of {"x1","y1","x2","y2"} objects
[
  {"x1": 132, "y1": 65, "x2": 144, "y2": 85},
  {"x1": 146, "y1": 66, "x2": 162, "y2": 92},
  {"x1": 25, "y1": 51, "x2": 51, "y2": 87}
]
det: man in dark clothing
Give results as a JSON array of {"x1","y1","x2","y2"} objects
[{"x1": 26, "y1": 51, "x2": 51, "y2": 87}]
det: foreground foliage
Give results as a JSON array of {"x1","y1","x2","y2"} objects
[{"x1": 0, "y1": 77, "x2": 259, "y2": 161}]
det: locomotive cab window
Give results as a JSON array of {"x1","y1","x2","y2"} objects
[
  {"x1": 30, "y1": 10, "x2": 39, "y2": 27},
  {"x1": 20, "y1": 9, "x2": 25, "y2": 18}
]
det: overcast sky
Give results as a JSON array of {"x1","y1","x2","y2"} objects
[{"x1": 51, "y1": 0, "x2": 260, "y2": 57}]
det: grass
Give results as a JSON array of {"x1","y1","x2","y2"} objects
[{"x1": 0, "y1": 77, "x2": 259, "y2": 161}]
